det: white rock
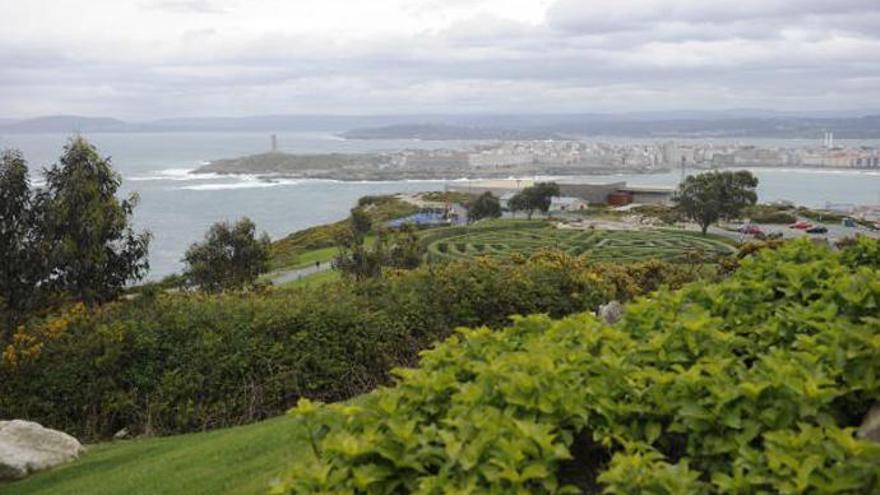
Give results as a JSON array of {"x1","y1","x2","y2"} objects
[
  {"x1": 598, "y1": 300, "x2": 624, "y2": 325},
  {"x1": 0, "y1": 420, "x2": 84, "y2": 480},
  {"x1": 858, "y1": 404, "x2": 880, "y2": 443},
  {"x1": 113, "y1": 428, "x2": 130, "y2": 440}
]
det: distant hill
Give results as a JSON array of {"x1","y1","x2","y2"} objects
[
  {"x1": 2, "y1": 112, "x2": 880, "y2": 138},
  {"x1": 344, "y1": 115, "x2": 880, "y2": 140},
  {"x1": 0, "y1": 115, "x2": 132, "y2": 133},
  {"x1": 340, "y1": 123, "x2": 564, "y2": 140}
]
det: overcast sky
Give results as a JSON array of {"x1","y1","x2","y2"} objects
[{"x1": 1, "y1": 0, "x2": 879, "y2": 119}]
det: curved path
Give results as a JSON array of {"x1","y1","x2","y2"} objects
[{"x1": 268, "y1": 262, "x2": 333, "y2": 286}]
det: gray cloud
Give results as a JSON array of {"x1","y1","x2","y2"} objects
[
  {"x1": 546, "y1": 0, "x2": 880, "y2": 34},
  {"x1": 0, "y1": 0, "x2": 878, "y2": 118},
  {"x1": 144, "y1": 0, "x2": 229, "y2": 14}
]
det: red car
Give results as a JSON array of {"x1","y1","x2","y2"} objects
[
  {"x1": 789, "y1": 221, "x2": 812, "y2": 230},
  {"x1": 738, "y1": 224, "x2": 763, "y2": 235}
]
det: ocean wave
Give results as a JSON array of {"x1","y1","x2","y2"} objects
[
  {"x1": 179, "y1": 177, "x2": 305, "y2": 191},
  {"x1": 128, "y1": 168, "x2": 225, "y2": 182}
]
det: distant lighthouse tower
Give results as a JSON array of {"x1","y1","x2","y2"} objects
[
  {"x1": 680, "y1": 155, "x2": 687, "y2": 183},
  {"x1": 270, "y1": 134, "x2": 278, "y2": 153}
]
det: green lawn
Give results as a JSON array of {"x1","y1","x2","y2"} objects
[
  {"x1": 270, "y1": 236, "x2": 376, "y2": 273},
  {"x1": 0, "y1": 416, "x2": 306, "y2": 495}
]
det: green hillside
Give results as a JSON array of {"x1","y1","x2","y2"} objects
[{"x1": 0, "y1": 416, "x2": 302, "y2": 495}]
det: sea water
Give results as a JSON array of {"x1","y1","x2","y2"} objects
[{"x1": 2, "y1": 132, "x2": 879, "y2": 279}]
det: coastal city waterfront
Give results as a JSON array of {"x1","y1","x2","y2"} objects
[
  {"x1": 443, "y1": 137, "x2": 880, "y2": 171},
  {"x1": 196, "y1": 136, "x2": 880, "y2": 180},
  {"x1": 2, "y1": 131, "x2": 880, "y2": 278}
]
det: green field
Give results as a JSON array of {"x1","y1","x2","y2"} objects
[
  {"x1": 0, "y1": 416, "x2": 303, "y2": 495},
  {"x1": 427, "y1": 223, "x2": 735, "y2": 262}
]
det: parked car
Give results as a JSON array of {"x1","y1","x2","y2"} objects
[
  {"x1": 789, "y1": 221, "x2": 812, "y2": 230},
  {"x1": 738, "y1": 224, "x2": 763, "y2": 235},
  {"x1": 806, "y1": 225, "x2": 828, "y2": 234}
]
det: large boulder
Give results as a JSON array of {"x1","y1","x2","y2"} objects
[
  {"x1": 0, "y1": 420, "x2": 84, "y2": 480},
  {"x1": 858, "y1": 404, "x2": 880, "y2": 443}
]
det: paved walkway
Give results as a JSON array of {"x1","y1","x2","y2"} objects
[{"x1": 268, "y1": 262, "x2": 333, "y2": 285}]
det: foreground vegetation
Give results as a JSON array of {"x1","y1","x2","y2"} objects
[
  {"x1": 1, "y1": 253, "x2": 697, "y2": 441},
  {"x1": 3, "y1": 239, "x2": 878, "y2": 494},
  {"x1": 277, "y1": 238, "x2": 880, "y2": 494}
]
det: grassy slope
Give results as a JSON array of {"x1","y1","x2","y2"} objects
[
  {"x1": 269, "y1": 198, "x2": 417, "y2": 271},
  {"x1": 0, "y1": 416, "x2": 305, "y2": 495}
]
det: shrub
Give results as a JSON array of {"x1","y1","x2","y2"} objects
[
  {"x1": 276, "y1": 238, "x2": 880, "y2": 494},
  {"x1": 744, "y1": 204, "x2": 798, "y2": 224},
  {"x1": 417, "y1": 191, "x2": 476, "y2": 204},
  {"x1": 0, "y1": 252, "x2": 695, "y2": 440},
  {"x1": 632, "y1": 204, "x2": 684, "y2": 225},
  {"x1": 183, "y1": 217, "x2": 271, "y2": 292},
  {"x1": 839, "y1": 235, "x2": 880, "y2": 269},
  {"x1": 796, "y1": 207, "x2": 847, "y2": 224}
]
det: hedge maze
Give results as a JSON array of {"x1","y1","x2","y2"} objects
[{"x1": 427, "y1": 225, "x2": 735, "y2": 263}]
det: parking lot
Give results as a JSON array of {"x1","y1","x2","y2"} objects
[{"x1": 722, "y1": 219, "x2": 880, "y2": 243}]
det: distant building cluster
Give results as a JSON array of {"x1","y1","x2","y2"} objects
[
  {"x1": 708, "y1": 144, "x2": 880, "y2": 169},
  {"x1": 448, "y1": 179, "x2": 675, "y2": 207},
  {"x1": 387, "y1": 139, "x2": 880, "y2": 172}
]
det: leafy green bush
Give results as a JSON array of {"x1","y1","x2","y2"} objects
[
  {"x1": 0, "y1": 252, "x2": 695, "y2": 440},
  {"x1": 744, "y1": 204, "x2": 798, "y2": 224},
  {"x1": 276, "y1": 238, "x2": 880, "y2": 494},
  {"x1": 417, "y1": 191, "x2": 477, "y2": 204},
  {"x1": 839, "y1": 235, "x2": 880, "y2": 269},
  {"x1": 797, "y1": 207, "x2": 848, "y2": 224},
  {"x1": 632, "y1": 204, "x2": 685, "y2": 225}
]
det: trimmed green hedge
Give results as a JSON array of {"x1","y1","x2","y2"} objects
[
  {"x1": 744, "y1": 204, "x2": 798, "y2": 224},
  {"x1": 0, "y1": 253, "x2": 696, "y2": 440},
  {"x1": 277, "y1": 237, "x2": 880, "y2": 494}
]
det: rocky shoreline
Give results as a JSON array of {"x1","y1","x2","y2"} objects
[{"x1": 191, "y1": 151, "x2": 670, "y2": 181}]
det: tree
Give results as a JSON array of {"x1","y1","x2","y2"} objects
[
  {"x1": 467, "y1": 192, "x2": 502, "y2": 223},
  {"x1": 334, "y1": 222, "x2": 425, "y2": 281},
  {"x1": 0, "y1": 149, "x2": 39, "y2": 339},
  {"x1": 350, "y1": 206, "x2": 372, "y2": 241},
  {"x1": 509, "y1": 182, "x2": 560, "y2": 219},
  {"x1": 183, "y1": 217, "x2": 271, "y2": 292},
  {"x1": 507, "y1": 193, "x2": 529, "y2": 218},
  {"x1": 40, "y1": 137, "x2": 151, "y2": 304},
  {"x1": 386, "y1": 224, "x2": 425, "y2": 269},
  {"x1": 675, "y1": 171, "x2": 759, "y2": 235},
  {"x1": 333, "y1": 229, "x2": 386, "y2": 281}
]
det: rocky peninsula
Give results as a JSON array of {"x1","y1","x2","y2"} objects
[{"x1": 191, "y1": 148, "x2": 665, "y2": 181}]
